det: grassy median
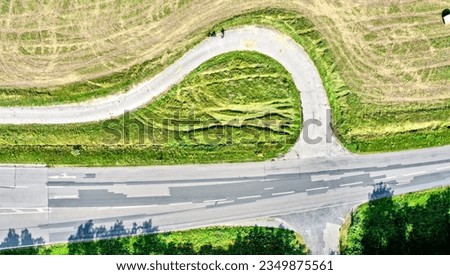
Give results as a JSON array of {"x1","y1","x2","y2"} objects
[{"x1": 0, "y1": 51, "x2": 301, "y2": 166}]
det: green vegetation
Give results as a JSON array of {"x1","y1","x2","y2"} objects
[
  {"x1": 0, "y1": 8, "x2": 449, "y2": 165},
  {"x1": 0, "y1": 51, "x2": 301, "y2": 166},
  {"x1": 209, "y1": 9, "x2": 450, "y2": 153},
  {"x1": 0, "y1": 47, "x2": 194, "y2": 106},
  {"x1": 340, "y1": 187, "x2": 450, "y2": 255},
  {"x1": 0, "y1": 226, "x2": 309, "y2": 255}
]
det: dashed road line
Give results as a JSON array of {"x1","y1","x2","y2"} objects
[
  {"x1": 169, "y1": 202, "x2": 193, "y2": 206},
  {"x1": 264, "y1": 187, "x2": 274, "y2": 190},
  {"x1": 272, "y1": 191, "x2": 295, "y2": 196},
  {"x1": 50, "y1": 195, "x2": 79, "y2": 199},
  {"x1": 237, "y1": 195, "x2": 261, "y2": 200},
  {"x1": 217, "y1": 200, "x2": 234, "y2": 205},
  {"x1": 97, "y1": 205, "x2": 158, "y2": 210},
  {"x1": 403, "y1": 171, "x2": 426, "y2": 177},
  {"x1": 306, "y1": 186, "x2": 329, "y2": 192},
  {"x1": 203, "y1": 199, "x2": 227, "y2": 203},
  {"x1": 436, "y1": 166, "x2": 450, "y2": 171},
  {"x1": 396, "y1": 181, "x2": 411, "y2": 186}
]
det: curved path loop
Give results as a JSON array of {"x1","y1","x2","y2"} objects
[{"x1": 0, "y1": 26, "x2": 346, "y2": 158}]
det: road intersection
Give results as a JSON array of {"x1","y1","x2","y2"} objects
[
  {"x1": 1, "y1": 146, "x2": 449, "y2": 252},
  {"x1": 0, "y1": 27, "x2": 448, "y2": 253}
]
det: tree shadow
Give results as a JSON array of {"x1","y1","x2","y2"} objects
[
  {"x1": 225, "y1": 226, "x2": 308, "y2": 255},
  {"x1": 353, "y1": 188, "x2": 450, "y2": 255},
  {"x1": 0, "y1": 228, "x2": 44, "y2": 254},
  {"x1": 67, "y1": 219, "x2": 159, "y2": 255},
  {"x1": 368, "y1": 181, "x2": 394, "y2": 201},
  {"x1": 1, "y1": 221, "x2": 310, "y2": 255}
]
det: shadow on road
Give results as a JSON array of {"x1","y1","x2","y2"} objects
[
  {"x1": 368, "y1": 181, "x2": 394, "y2": 201},
  {"x1": 0, "y1": 228, "x2": 44, "y2": 253}
]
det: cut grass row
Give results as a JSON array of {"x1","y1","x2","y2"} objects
[
  {"x1": 339, "y1": 187, "x2": 450, "y2": 255},
  {"x1": 0, "y1": 8, "x2": 449, "y2": 166},
  {"x1": 0, "y1": 226, "x2": 309, "y2": 255},
  {"x1": 0, "y1": 51, "x2": 301, "y2": 166},
  {"x1": 212, "y1": 9, "x2": 450, "y2": 154}
]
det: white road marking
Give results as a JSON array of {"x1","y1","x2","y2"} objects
[
  {"x1": 237, "y1": 195, "x2": 261, "y2": 200},
  {"x1": 0, "y1": 208, "x2": 49, "y2": 215},
  {"x1": 217, "y1": 200, "x2": 235, "y2": 205},
  {"x1": 383, "y1": 176, "x2": 397, "y2": 181},
  {"x1": 272, "y1": 191, "x2": 295, "y2": 196},
  {"x1": 436, "y1": 166, "x2": 450, "y2": 171},
  {"x1": 48, "y1": 173, "x2": 76, "y2": 179},
  {"x1": 50, "y1": 195, "x2": 79, "y2": 199},
  {"x1": 203, "y1": 199, "x2": 227, "y2": 203},
  {"x1": 306, "y1": 186, "x2": 329, "y2": 192},
  {"x1": 339, "y1": 181, "x2": 363, "y2": 187},
  {"x1": 403, "y1": 171, "x2": 426, "y2": 177},
  {"x1": 264, "y1": 187, "x2": 274, "y2": 190},
  {"x1": 260, "y1": 178, "x2": 278, "y2": 182},
  {"x1": 97, "y1": 205, "x2": 158, "y2": 210},
  {"x1": 169, "y1": 202, "x2": 193, "y2": 206},
  {"x1": 396, "y1": 181, "x2": 411, "y2": 186}
]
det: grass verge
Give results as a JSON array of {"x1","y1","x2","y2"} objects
[
  {"x1": 0, "y1": 51, "x2": 301, "y2": 166},
  {"x1": 0, "y1": 226, "x2": 310, "y2": 255},
  {"x1": 209, "y1": 9, "x2": 450, "y2": 153},
  {"x1": 339, "y1": 186, "x2": 450, "y2": 255},
  {"x1": 1, "y1": 8, "x2": 449, "y2": 165}
]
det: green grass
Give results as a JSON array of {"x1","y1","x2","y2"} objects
[
  {"x1": 209, "y1": 9, "x2": 450, "y2": 154},
  {"x1": 0, "y1": 226, "x2": 310, "y2": 255},
  {"x1": 339, "y1": 187, "x2": 450, "y2": 255},
  {"x1": 0, "y1": 51, "x2": 301, "y2": 166},
  {"x1": 0, "y1": 8, "x2": 449, "y2": 165}
]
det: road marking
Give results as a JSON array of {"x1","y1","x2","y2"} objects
[
  {"x1": 48, "y1": 173, "x2": 76, "y2": 179},
  {"x1": 339, "y1": 181, "x2": 363, "y2": 187},
  {"x1": 383, "y1": 176, "x2": 397, "y2": 181},
  {"x1": 396, "y1": 181, "x2": 411, "y2": 186},
  {"x1": 2, "y1": 185, "x2": 29, "y2": 189},
  {"x1": 260, "y1": 178, "x2": 278, "y2": 182},
  {"x1": 436, "y1": 166, "x2": 450, "y2": 171},
  {"x1": 272, "y1": 191, "x2": 295, "y2": 196},
  {"x1": 217, "y1": 200, "x2": 234, "y2": 205},
  {"x1": 264, "y1": 187, "x2": 274, "y2": 190},
  {"x1": 203, "y1": 199, "x2": 227, "y2": 203},
  {"x1": 50, "y1": 195, "x2": 79, "y2": 199},
  {"x1": 169, "y1": 202, "x2": 193, "y2": 206},
  {"x1": 237, "y1": 195, "x2": 261, "y2": 200},
  {"x1": 306, "y1": 186, "x2": 329, "y2": 192},
  {"x1": 403, "y1": 171, "x2": 426, "y2": 177},
  {"x1": 0, "y1": 208, "x2": 49, "y2": 215},
  {"x1": 97, "y1": 205, "x2": 158, "y2": 210}
]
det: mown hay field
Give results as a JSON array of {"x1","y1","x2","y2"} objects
[{"x1": 0, "y1": 0, "x2": 449, "y2": 163}]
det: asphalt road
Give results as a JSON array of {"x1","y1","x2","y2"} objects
[
  {"x1": 0, "y1": 26, "x2": 448, "y2": 253},
  {"x1": 1, "y1": 146, "x2": 449, "y2": 251}
]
